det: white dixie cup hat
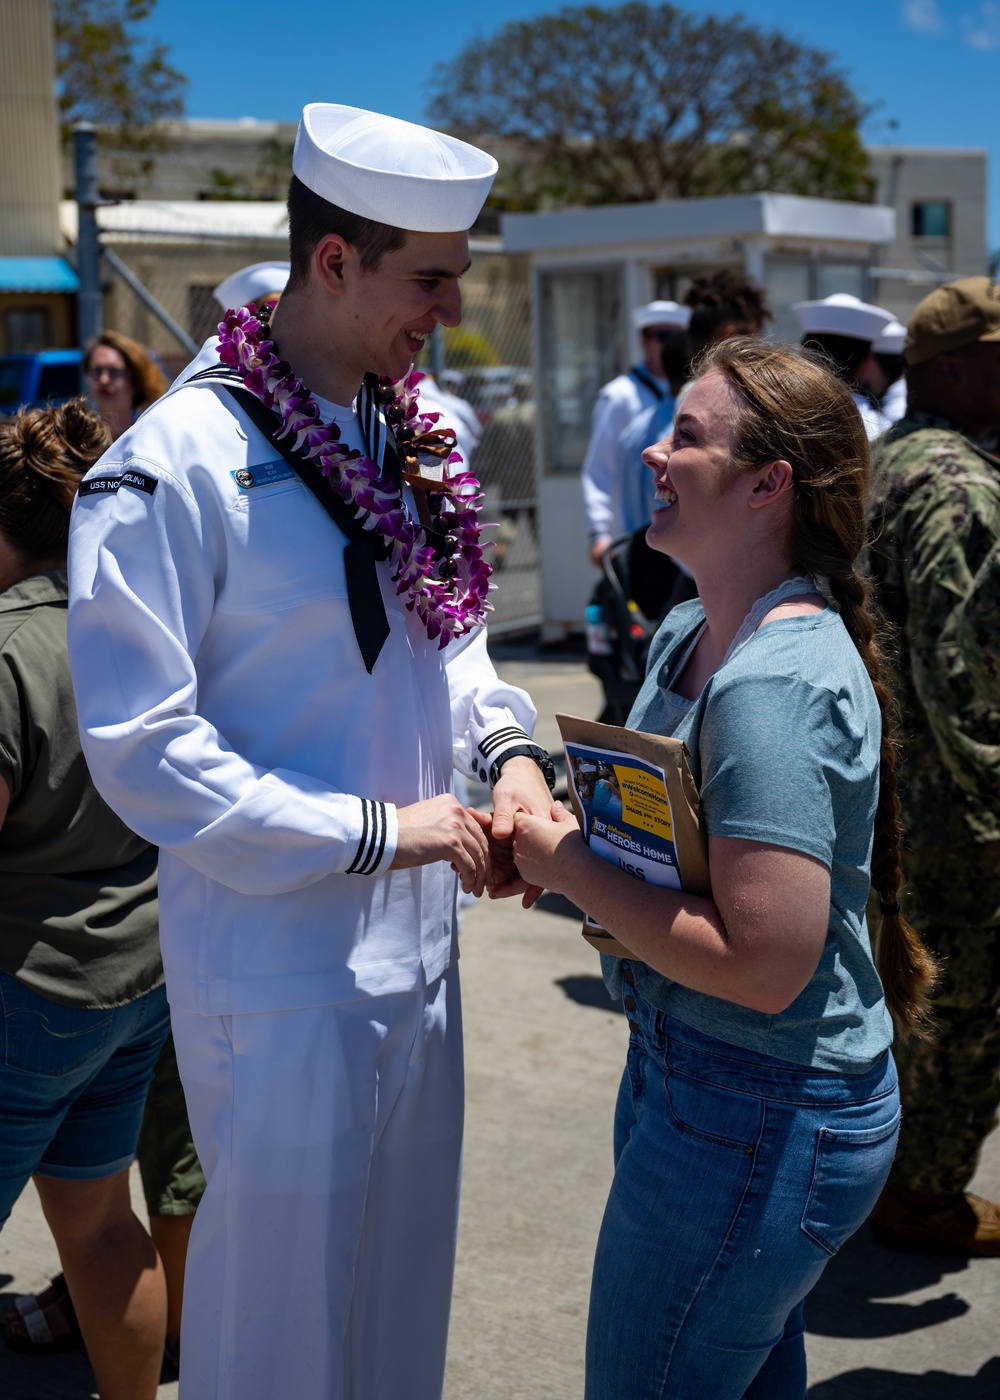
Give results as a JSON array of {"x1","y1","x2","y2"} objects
[
  {"x1": 872, "y1": 319, "x2": 907, "y2": 355},
  {"x1": 791, "y1": 293, "x2": 895, "y2": 344},
  {"x1": 213, "y1": 262, "x2": 290, "y2": 311},
  {"x1": 292, "y1": 103, "x2": 498, "y2": 233},
  {"x1": 632, "y1": 300, "x2": 692, "y2": 332}
]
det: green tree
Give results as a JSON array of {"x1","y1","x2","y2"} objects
[
  {"x1": 428, "y1": 2, "x2": 873, "y2": 210},
  {"x1": 54, "y1": 0, "x2": 186, "y2": 170}
]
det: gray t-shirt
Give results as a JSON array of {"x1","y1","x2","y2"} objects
[
  {"x1": 0, "y1": 571, "x2": 161, "y2": 1008},
  {"x1": 604, "y1": 598, "x2": 893, "y2": 1072}
]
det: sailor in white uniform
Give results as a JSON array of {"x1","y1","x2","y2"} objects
[
  {"x1": 417, "y1": 370, "x2": 483, "y2": 467},
  {"x1": 870, "y1": 318, "x2": 907, "y2": 426},
  {"x1": 791, "y1": 293, "x2": 896, "y2": 442},
  {"x1": 581, "y1": 299, "x2": 691, "y2": 563},
  {"x1": 171, "y1": 263, "x2": 292, "y2": 390},
  {"x1": 214, "y1": 260, "x2": 290, "y2": 315},
  {"x1": 67, "y1": 104, "x2": 553, "y2": 1400}
]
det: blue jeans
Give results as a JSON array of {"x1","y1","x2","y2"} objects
[
  {"x1": 0, "y1": 971, "x2": 171, "y2": 1225},
  {"x1": 585, "y1": 995, "x2": 900, "y2": 1400}
]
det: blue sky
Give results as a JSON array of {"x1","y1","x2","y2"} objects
[{"x1": 150, "y1": 0, "x2": 999, "y2": 250}]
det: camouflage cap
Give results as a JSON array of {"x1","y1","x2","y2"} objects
[{"x1": 905, "y1": 276, "x2": 1000, "y2": 365}]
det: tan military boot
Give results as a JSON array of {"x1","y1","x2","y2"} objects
[{"x1": 870, "y1": 1183, "x2": 1000, "y2": 1257}]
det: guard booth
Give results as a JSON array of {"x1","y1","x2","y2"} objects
[{"x1": 500, "y1": 193, "x2": 895, "y2": 639}]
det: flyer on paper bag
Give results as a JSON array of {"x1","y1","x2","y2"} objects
[
  {"x1": 557, "y1": 715, "x2": 711, "y2": 959},
  {"x1": 564, "y1": 742, "x2": 683, "y2": 916}
]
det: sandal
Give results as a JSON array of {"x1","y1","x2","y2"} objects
[{"x1": 2, "y1": 1273, "x2": 85, "y2": 1355}]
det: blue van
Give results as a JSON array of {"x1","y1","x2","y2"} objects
[{"x1": 0, "y1": 350, "x2": 83, "y2": 415}]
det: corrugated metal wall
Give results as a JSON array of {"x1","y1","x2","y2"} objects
[{"x1": 0, "y1": 0, "x2": 63, "y2": 256}]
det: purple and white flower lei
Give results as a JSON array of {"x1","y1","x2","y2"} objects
[{"x1": 217, "y1": 305, "x2": 493, "y2": 646}]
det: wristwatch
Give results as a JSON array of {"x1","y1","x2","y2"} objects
[{"x1": 490, "y1": 743, "x2": 556, "y2": 792}]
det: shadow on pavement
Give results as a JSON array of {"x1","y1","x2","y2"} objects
[
  {"x1": 808, "y1": 1357, "x2": 1000, "y2": 1399},
  {"x1": 0, "y1": 1347, "x2": 97, "y2": 1400},
  {"x1": 805, "y1": 1225, "x2": 972, "y2": 1339},
  {"x1": 535, "y1": 892, "x2": 584, "y2": 920},
  {"x1": 555, "y1": 974, "x2": 625, "y2": 1014},
  {"x1": 0, "y1": 1284, "x2": 98, "y2": 1399}
]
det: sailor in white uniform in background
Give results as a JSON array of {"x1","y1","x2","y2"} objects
[
  {"x1": 67, "y1": 103, "x2": 553, "y2": 1400},
  {"x1": 214, "y1": 260, "x2": 290, "y2": 316},
  {"x1": 171, "y1": 262, "x2": 292, "y2": 388},
  {"x1": 868, "y1": 318, "x2": 907, "y2": 426},
  {"x1": 581, "y1": 299, "x2": 691, "y2": 564},
  {"x1": 791, "y1": 293, "x2": 896, "y2": 442},
  {"x1": 416, "y1": 368, "x2": 483, "y2": 467}
]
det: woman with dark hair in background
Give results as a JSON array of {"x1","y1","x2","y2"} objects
[
  {"x1": 0, "y1": 400, "x2": 168, "y2": 1398},
  {"x1": 83, "y1": 330, "x2": 169, "y2": 441},
  {"x1": 684, "y1": 268, "x2": 772, "y2": 359},
  {"x1": 513, "y1": 340, "x2": 934, "y2": 1399},
  {"x1": 2, "y1": 389, "x2": 206, "y2": 1379}
]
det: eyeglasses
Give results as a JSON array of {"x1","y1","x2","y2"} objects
[{"x1": 88, "y1": 365, "x2": 128, "y2": 383}]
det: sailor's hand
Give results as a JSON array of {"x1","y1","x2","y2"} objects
[
  {"x1": 489, "y1": 757, "x2": 555, "y2": 907},
  {"x1": 511, "y1": 801, "x2": 581, "y2": 895},
  {"x1": 392, "y1": 795, "x2": 492, "y2": 897}
]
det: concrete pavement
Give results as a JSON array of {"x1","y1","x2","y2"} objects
[{"x1": 1, "y1": 645, "x2": 997, "y2": 1397}]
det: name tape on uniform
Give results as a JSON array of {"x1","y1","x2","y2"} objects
[
  {"x1": 230, "y1": 460, "x2": 298, "y2": 492},
  {"x1": 79, "y1": 469, "x2": 158, "y2": 497}
]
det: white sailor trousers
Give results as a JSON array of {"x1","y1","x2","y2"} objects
[{"x1": 171, "y1": 965, "x2": 464, "y2": 1400}]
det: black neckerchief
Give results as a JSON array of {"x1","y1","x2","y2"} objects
[
  {"x1": 629, "y1": 364, "x2": 667, "y2": 401},
  {"x1": 186, "y1": 365, "x2": 395, "y2": 674}
]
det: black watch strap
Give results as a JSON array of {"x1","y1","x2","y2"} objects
[{"x1": 489, "y1": 744, "x2": 556, "y2": 792}]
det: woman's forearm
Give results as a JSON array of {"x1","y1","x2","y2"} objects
[{"x1": 547, "y1": 833, "x2": 796, "y2": 1013}]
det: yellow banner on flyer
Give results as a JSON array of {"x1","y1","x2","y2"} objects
[{"x1": 613, "y1": 764, "x2": 674, "y2": 840}]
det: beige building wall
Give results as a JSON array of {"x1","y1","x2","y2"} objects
[
  {"x1": 867, "y1": 146, "x2": 988, "y2": 324},
  {"x1": 0, "y1": 0, "x2": 62, "y2": 255}
]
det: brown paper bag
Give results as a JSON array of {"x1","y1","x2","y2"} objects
[{"x1": 556, "y1": 714, "x2": 711, "y2": 958}]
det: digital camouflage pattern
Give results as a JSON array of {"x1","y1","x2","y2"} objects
[
  {"x1": 869, "y1": 411, "x2": 1000, "y2": 1193},
  {"x1": 870, "y1": 411, "x2": 1000, "y2": 853}
]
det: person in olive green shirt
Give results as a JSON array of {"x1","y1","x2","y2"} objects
[
  {"x1": 0, "y1": 399, "x2": 168, "y2": 1400},
  {"x1": 868, "y1": 276, "x2": 1000, "y2": 1257}
]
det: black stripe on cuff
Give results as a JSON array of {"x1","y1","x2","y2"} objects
[
  {"x1": 345, "y1": 799, "x2": 371, "y2": 874},
  {"x1": 369, "y1": 803, "x2": 388, "y2": 874},
  {"x1": 350, "y1": 799, "x2": 388, "y2": 876},
  {"x1": 478, "y1": 726, "x2": 531, "y2": 759}
]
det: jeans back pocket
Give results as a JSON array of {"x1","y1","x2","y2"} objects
[
  {"x1": 0, "y1": 975, "x2": 115, "y2": 1079},
  {"x1": 801, "y1": 1107, "x2": 901, "y2": 1255}
]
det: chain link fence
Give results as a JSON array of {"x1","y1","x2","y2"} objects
[{"x1": 99, "y1": 222, "x2": 540, "y2": 634}]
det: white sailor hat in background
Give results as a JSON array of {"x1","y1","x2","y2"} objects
[
  {"x1": 213, "y1": 262, "x2": 290, "y2": 311},
  {"x1": 872, "y1": 319, "x2": 907, "y2": 355},
  {"x1": 791, "y1": 293, "x2": 895, "y2": 344},
  {"x1": 631, "y1": 300, "x2": 692, "y2": 333},
  {"x1": 292, "y1": 104, "x2": 498, "y2": 234}
]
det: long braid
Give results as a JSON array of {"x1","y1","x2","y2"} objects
[
  {"x1": 699, "y1": 337, "x2": 937, "y2": 1040},
  {"x1": 791, "y1": 519, "x2": 937, "y2": 1041}
]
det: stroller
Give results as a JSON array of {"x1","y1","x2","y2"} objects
[{"x1": 586, "y1": 527, "x2": 698, "y2": 726}]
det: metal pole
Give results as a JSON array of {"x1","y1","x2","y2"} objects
[
  {"x1": 73, "y1": 122, "x2": 102, "y2": 373},
  {"x1": 102, "y1": 247, "x2": 198, "y2": 356}
]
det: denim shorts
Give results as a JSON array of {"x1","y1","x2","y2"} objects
[
  {"x1": 0, "y1": 970, "x2": 171, "y2": 1225},
  {"x1": 586, "y1": 991, "x2": 900, "y2": 1400}
]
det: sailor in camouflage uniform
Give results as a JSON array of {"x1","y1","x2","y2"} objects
[{"x1": 868, "y1": 276, "x2": 1000, "y2": 1255}]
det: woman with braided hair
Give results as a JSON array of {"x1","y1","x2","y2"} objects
[{"x1": 512, "y1": 338, "x2": 934, "y2": 1399}]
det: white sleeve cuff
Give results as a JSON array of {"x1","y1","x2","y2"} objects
[
  {"x1": 470, "y1": 723, "x2": 534, "y2": 785},
  {"x1": 344, "y1": 798, "x2": 398, "y2": 876}
]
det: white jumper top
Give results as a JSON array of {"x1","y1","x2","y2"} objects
[
  {"x1": 581, "y1": 368, "x2": 667, "y2": 539},
  {"x1": 67, "y1": 365, "x2": 536, "y2": 1016}
]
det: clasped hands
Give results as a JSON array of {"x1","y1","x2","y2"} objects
[{"x1": 390, "y1": 756, "x2": 582, "y2": 907}]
